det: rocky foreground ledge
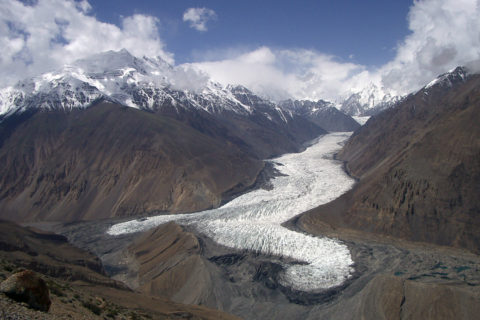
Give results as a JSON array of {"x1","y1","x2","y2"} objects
[{"x1": 0, "y1": 220, "x2": 238, "y2": 319}]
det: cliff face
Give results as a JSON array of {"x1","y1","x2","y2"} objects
[
  {"x1": 301, "y1": 70, "x2": 480, "y2": 253},
  {"x1": 0, "y1": 101, "x2": 263, "y2": 222}
]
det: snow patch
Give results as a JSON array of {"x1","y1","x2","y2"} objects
[{"x1": 352, "y1": 116, "x2": 370, "y2": 125}]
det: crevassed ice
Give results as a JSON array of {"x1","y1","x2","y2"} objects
[{"x1": 107, "y1": 132, "x2": 356, "y2": 291}]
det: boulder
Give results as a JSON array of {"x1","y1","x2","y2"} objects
[{"x1": 0, "y1": 270, "x2": 51, "y2": 312}]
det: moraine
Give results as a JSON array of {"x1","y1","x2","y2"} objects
[{"x1": 108, "y1": 132, "x2": 355, "y2": 292}]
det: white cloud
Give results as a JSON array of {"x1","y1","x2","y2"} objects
[
  {"x1": 0, "y1": 0, "x2": 173, "y2": 87},
  {"x1": 191, "y1": 47, "x2": 370, "y2": 102},
  {"x1": 379, "y1": 0, "x2": 480, "y2": 94},
  {"x1": 192, "y1": 0, "x2": 480, "y2": 102},
  {"x1": 183, "y1": 7, "x2": 216, "y2": 32},
  {"x1": 1, "y1": 0, "x2": 479, "y2": 103}
]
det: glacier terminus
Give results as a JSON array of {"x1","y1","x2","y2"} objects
[{"x1": 108, "y1": 132, "x2": 356, "y2": 292}]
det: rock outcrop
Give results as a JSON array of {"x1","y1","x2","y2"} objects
[
  {"x1": 0, "y1": 220, "x2": 239, "y2": 319},
  {"x1": 1, "y1": 270, "x2": 51, "y2": 312},
  {"x1": 128, "y1": 222, "x2": 214, "y2": 305}
]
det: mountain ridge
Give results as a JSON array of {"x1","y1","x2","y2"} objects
[
  {"x1": 279, "y1": 99, "x2": 360, "y2": 131},
  {"x1": 0, "y1": 50, "x2": 329, "y2": 222},
  {"x1": 0, "y1": 101, "x2": 265, "y2": 222},
  {"x1": 299, "y1": 66, "x2": 480, "y2": 254}
]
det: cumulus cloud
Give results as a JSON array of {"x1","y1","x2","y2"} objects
[
  {"x1": 183, "y1": 7, "x2": 216, "y2": 32},
  {"x1": 191, "y1": 47, "x2": 370, "y2": 102},
  {"x1": 1, "y1": 0, "x2": 479, "y2": 103},
  {"x1": 379, "y1": 0, "x2": 480, "y2": 94},
  {"x1": 193, "y1": 0, "x2": 480, "y2": 101},
  {"x1": 0, "y1": 0, "x2": 172, "y2": 87}
]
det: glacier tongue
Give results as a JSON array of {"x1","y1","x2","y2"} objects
[{"x1": 108, "y1": 132, "x2": 356, "y2": 292}]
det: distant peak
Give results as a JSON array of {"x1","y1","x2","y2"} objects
[
  {"x1": 227, "y1": 84, "x2": 252, "y2": 94},
  {"x1": 424, "y1": 66, "x2": 467, "y2": 90}
]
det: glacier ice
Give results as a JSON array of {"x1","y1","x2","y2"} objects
[{"x1": 107, "y1": 132, "x2": 356, "y2": 291}]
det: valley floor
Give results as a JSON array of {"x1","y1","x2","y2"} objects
[
  {"x1": 29, "y1": 208, "x2": 480, "y2": 319},
  {"x1": 24, "y1": 133, "x2": 480, "y2": 319}
]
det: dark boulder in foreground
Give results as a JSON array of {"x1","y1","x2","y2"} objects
[{"x1": 1, "y1": 270, "x2": 51, "y2": 312}]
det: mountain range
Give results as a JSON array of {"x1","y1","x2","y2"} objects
[
  {"x1": 0, "y1": 49, "x2": 398, "y2": 118},
  {"x1": 1, "y1": 48, "x2": 479, "y2": 320},
  {"x1": 0, "y1": 49, "x2": 363, "y2": 222}
]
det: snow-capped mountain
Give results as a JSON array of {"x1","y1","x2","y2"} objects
[
  {"x1": 337, "y1": 67, "x2": 473, "y2": 117},
  {"x1": 422, "y1": 66, "x2": 468, "y2": 93},
  {"x1": 279, "y1": 99, "x2": 360, "y2": 132},
  {"x1": 0, "y1": 49, "x2": 256, "y2": 117},
  {"x1": 338, "y1": 82, "x2": 401, "y2": 116},
  {"x1": 0, "y1": 49, "x2": 326, "y2": 159},
  {"x1": 0, "y1": 49, "x2": 326, "y2": 223}
]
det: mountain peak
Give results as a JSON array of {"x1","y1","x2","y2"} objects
[
  {"x1": 227, "y1": 84, "x2": 254, "y2": 95},
  {"x1": 424, "y1": 66, "x2": 468, "y2": 91},
  {"x1": 339, "y1": 82, "x2": 401, "y2": 116},
  {"x1": 278, "y1": 99, "x2": 360, "y2": 132},
  {"x1": 73, "y1": 49, "x2": 138, "y2": 72}
]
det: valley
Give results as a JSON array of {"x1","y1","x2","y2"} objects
[
  {"x1": 2, "y1": 0, "x2": 480, "y2": 318},
  {"x1": 26, "y1": 132, "x2": 480, "y2": 319},
  {"x1": 107, "y1": 132, "x2": 356, "y2": 292},
  {"x1": 0, "y1": 47, "x2": 479, "y2": 319}
]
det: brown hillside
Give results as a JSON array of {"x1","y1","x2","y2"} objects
[
  {"x1": 0, "y1": 220, "x2": 238, "y2": 319},
  {"x1": 300, "y1": 71, "x2": 480, "y2": 253},
  {"x1": 0, "y1": 101, "x2": 263, "y2": 222}
]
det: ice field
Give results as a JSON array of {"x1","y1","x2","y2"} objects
[{"x1": 108, "y1": 132, "x2": 356, "y2": 291}]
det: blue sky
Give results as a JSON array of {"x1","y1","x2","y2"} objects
[
  {"x1": 89, "y1": 0, "x2": 411, "y2": 67},
  {"x1": 1, "y1": 0, "x2": 480, "y2": 101}
]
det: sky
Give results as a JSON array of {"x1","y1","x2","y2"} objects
[
  {"x1": 87, "y1": 0, "x2": 410, "y2": 67},
  {"x1": 1, "y1": 0, "x2": 480, "y2": 102}
]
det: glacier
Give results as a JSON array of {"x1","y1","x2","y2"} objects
[{"x1": 108, "y1": 132, "x2": 356, "y2": 292}]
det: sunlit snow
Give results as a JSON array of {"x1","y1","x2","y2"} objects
[
  {"x1": 107, "y1": 132, "x2": 355, "y2": 291},
  {"x1": 0, "y1": 50, "x2": 259, "y2": 116},
  {"x1": 352, "y1": 116, "x2": 370, "y2": 125}
]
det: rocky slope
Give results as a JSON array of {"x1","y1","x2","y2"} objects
[
  {"x1": 300, "y1": 67, "x2": 480, "y2": 254},
  {"x1": 0, "y1": 220, "x2": 237, "y2": 319},
  {"x1": 0, "y1": 101, "x2": 264, "y2": 221},
  {"x1": 0, "y1": 220, "x2": 111, "y2": 286},
  {"x1": 313, "y1": 274, "x2": 480, "y2": 320}
]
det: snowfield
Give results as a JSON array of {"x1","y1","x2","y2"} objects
[{"x1": 108, "y1": 132, "x2": 356, "y2": 291}]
